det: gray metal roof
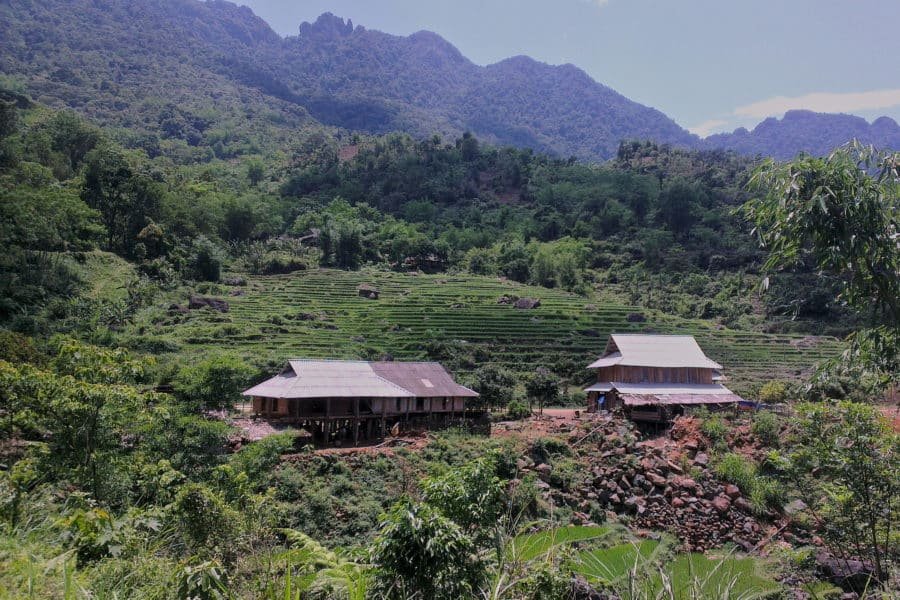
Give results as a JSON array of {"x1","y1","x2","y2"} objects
[
  {"x1": 371, "y1": 361, "x2": 479, "y2": 398},
  {"x1": 243, "y1": 360, "x2": 477, "y2": 400},
  {"x1": 243, "y1": 360, "x2": 415, "y2": 399},
  {"x1": 587, "y1": 334, "x2": 723, "y2": 370}
]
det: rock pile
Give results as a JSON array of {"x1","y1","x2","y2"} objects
[{"x1": 560, "y1": 417, "x2": 805, "y2": 552}]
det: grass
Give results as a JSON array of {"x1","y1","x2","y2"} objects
[{"x1": 127, "y1": 268, "x2": 842, "y2": 391}]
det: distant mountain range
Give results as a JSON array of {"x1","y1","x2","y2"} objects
[{"x1": 1, "y1": 1, "x2": 896, "y2": 160}]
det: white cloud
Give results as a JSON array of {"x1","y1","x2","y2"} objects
[
  {"x1": 734, "y1": 89, "x2": 900, "y2": 119},
  {"x1": 688, "y1": 118, "x2": 729, "y2": 137}
]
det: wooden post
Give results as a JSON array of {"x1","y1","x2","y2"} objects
[
  {"x1": 353, "y1": 398, "x2": 360, "y2": 445},
  {"x1": 381, "y1": 399, "x2": 387, "y2": 439}
]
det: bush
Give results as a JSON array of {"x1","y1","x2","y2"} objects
[
  {"x1": 758, "y1": 380, "x2": 789, "y2": 404},
  {"x1": 700, "y1": 415, "x2": 729, "y2": 448},
  {"x1": 506, "y1": 400, "x2": 531, "y2": 420},
  {"x1": 172, "y1": 353, "x2": 255, "y2": 411},
  {"x1": 750, "y1": 411, "x2": 781, "y2": 447},
  {"x1": 715, "y1": 453, "x2": 757, "y2": 493}
]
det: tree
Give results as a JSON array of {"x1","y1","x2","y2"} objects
[
  {"x1": 746, "y1": 143, "x2": 899, "y2": 383},
  {"x1": 173, "y1": 353, "x2": 255, "y2": 412},
  {"x1": 657, "y1": 178, "x2": 702, "y2": 238},
  {"x1": 371, "y1": 499, "x2": 484, "y2": 599},
  {"x1": 524, "y1": 367, "x2": 559, "y2": 415},
  {"x1": 246, "y1": 159, "x2": 264, "y2": 187},
  {"x1": 786, "y1": 402, "x2": 898, "y2": 584},
  {"x1": 471, "y1": 364, "x2": 515, "y2": 411},
  {"x1": 81, "y1": 146, "x2": 161, "y2": 257}
]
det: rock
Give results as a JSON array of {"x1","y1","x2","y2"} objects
[
  {"x1": 672, "y1": 497, "x2": 685, "y2": 508},
  {"x1": 647, "y1": 472, "x2": 667, "y2": 487},
  {"x1": 676, "y1": 477, "x2": 698, "y2": 491},
  {"x1": 693, "y1": 452, "x2": 709, "y2": 467},
  {"x1": 229, "y1": 289, "x2": 245, "y2": 296},
  {"x1": 734, "y1": 497, "x2": 753, "y2": 513},
  {"x1": 535, "y1": 463, "x2": 553, "y2": 481},
  {"x1": 608, "y1": 494, "x2": 621, "y2": 505},
  {"x1": 188, "y1": 295, "x2": 229, "y2": 312},
  {"x1": 815, "y1": 552, "x2": 877, "y2": 593},
  {"x1": 725, "y1": 484, "x2": 741, "y2": 499},
  {"x1": 784, "y1": 499, "x2": 808, "y2": 516},
  {"x1": 167, "y1": 303, "x2": 188, "y2": 314},
  {"x1": 514, "y1": 297, "x2": 541, "y2": 309},
  {"x1": 712, "y1": 496, "x2": 731, "y2": 513},
  {"x1": 626, "y1": 312, "x2": 646, "y2": 322},
  {"x1": 497, "y1": 294, "x2": 517, "y2": 305},
  {"x1": 357, "y1": 284, "x2": 379, "y2": 299},
  {"x1": 222, "y1": 277, "x2": 246, "y2": 286}
]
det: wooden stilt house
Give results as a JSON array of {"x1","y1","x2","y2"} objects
[
  {"x1": 242, "y1": 360, "x2": 479, "y2": 445},
  {"x1": 585, "y1": 334, "x2": 743, "y2": 422}
]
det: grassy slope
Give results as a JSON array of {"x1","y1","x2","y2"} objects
[{"x1": 147, "y1": 268, "x2": 842, "y2": 393}]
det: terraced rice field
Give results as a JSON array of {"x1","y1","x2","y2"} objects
[{"x1": 164, "y1": 269, "x2": 842, "y2": 392}]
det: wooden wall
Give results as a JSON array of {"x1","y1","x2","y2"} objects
[{"x1": 594, "y1": 366, "x2": 713, "y2": 384}]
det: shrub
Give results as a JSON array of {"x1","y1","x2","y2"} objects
[
  {"x1": 751, "y1": 411, "x2": 781, "y2": 447},
  {"x1": 506, "y1": 400, "x2": 531, "y2": 420},
  {"x1": 715, "y1": 453, "x2": 756, "y2": 493},
  {"x1": 758, "y1": 380, "x2": 789, "y2": 404},
  {"x1": 700, "y1": 415, "x2": 729, "y2": 447}
]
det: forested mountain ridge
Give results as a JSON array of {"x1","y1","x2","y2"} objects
[
  {"x1": 2, "y1": 1, "x2": 896, "y2": 162},
  {"x1": 703, "y1": 110, "x2": 900, "y2": 159}
]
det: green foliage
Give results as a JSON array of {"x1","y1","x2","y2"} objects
[
  {"x1": 750, "y1": 411, "x2": 781, "y2": 447},
  {"x1": 715, "y1": 453, "x2": 785, "y2": 517},
  {"x1": 371, "y1": 498, "x2": 484, "y2": 599},
  {"x1": 505, "y1": 400, "x2": 532, "y2": 420},
  {"x1": 173, "y1": 353, "x2": 255, "y2": 411},
  {"x1": 230, "y1": 432, "x2": 296, "y2": 488},
  {"x1": 471, "y1": 364, "x2": 516, "y2": 410},
  {"x1": 421, "y1": 455, "x2": 505, "y2": 538},
  {"x1": 700, "y1": 415, "x2": 729, "y2": 448},
  {"x1": 175, "y1": 559, "x2": 231, "y2": 600},
  {"x1": 524, "y1": 367, "x2": 560, "y2": 413},
  {"x1": 758, "y1": 380, "x2": 789, "y2": 404},
  {"x1": 171, "y1": 483, "x2": 237, "y2": 557},
  {"x1": 785, "y1": 401, "x2": 899, "y2": 583}
]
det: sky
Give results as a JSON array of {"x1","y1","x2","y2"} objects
[{"x1": 237, "y1": 0, "x2": 900, "y2": 137}]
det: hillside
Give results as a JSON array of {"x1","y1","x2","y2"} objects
[
  {"x1": 124, "y1": 266, "x2": 842, "y2": 395},
  {"x1": 4, "y1": 0, "x2": 894, "y2": 163}
]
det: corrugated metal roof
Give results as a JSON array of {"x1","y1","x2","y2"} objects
[
  {"x1": 370, "y1": 362, "x2": 479, "y2": 398},
  {"x1": 612, "y1": 382, "x2": 743, "y2": 406},
  {"x1": 587, "y1": 334, "x2": 723, "y2": 369},
  {"x1": 584, "y1": 382, "x2": 614, "y2": 392},
  {"x1": 243, "y1": 360, "x2": 415, "y2": 399},
  {"x1": 242, "y1": 360, "x2": 478, "y2": 399}
]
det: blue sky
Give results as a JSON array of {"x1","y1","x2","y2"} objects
[{"x1": 237, "y1": 0, "x2": 900, "y2": 136}]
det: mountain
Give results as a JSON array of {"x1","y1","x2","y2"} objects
[
  {"x1": 703, "y1": 110, "x2": 900, "y2": 159},
  {"x1": 0, "y1": 1, "x2": 695, "y2": 160},
  {"x1": 0, "y1": 1, "x2": 895, "y2": 162}
]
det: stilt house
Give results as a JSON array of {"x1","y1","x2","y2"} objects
[
  {"x1": 584, "y1": 334, "x2": 743, "y2": 422},
  {"x1": 242, "y1": 360, "x2": 479, "y2": 444}
]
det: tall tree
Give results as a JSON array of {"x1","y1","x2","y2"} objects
[{"x1": 745, "y1": 142, "x2": 899, "y2": 382}]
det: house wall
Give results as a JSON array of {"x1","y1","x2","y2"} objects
[
  {"x1": 595, "y1": 366, "x2": 713, "y2": 384},
  {"x1": 251, "y1": 396, "x2": 471, "y2": 418}
]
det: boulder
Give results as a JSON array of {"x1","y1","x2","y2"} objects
[
  {"x1": 712, "y1": 496, "x2": 731, "y2": 513},
  {"x1": 725, "y1": 484, "x2": 741, "y2": 499},
  {"x1": 514, "y1": 297, "x2": 541, "y2": 309},
  {"x1": 535, "y1": 463, "x2": 553, "y2": 481},
  {"x1": 188, "y1": 296, "x2": 229, "y2": 312},
  {"x1": 815, "y1": 553, "x2": 877, "y2": 593},
  {"x1": 357, "y1": 284, "x2": 379, "y2": 299},
  {"x1": 222, "y1": 277, "x2": 246, "y2": 286},
  {"x1": 647, "y1": 472, "x2": 667, "y2": 487},
  {"x1": 693, "y1": 452, "x2": 709, "y2": 467},
  {"x1": 626, "y1": 312, "x2": 646, "y2": 322}
]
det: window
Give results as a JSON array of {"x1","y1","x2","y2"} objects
[{"x1": 416, "y1": 398, "x2": 425, "y2": 411}]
